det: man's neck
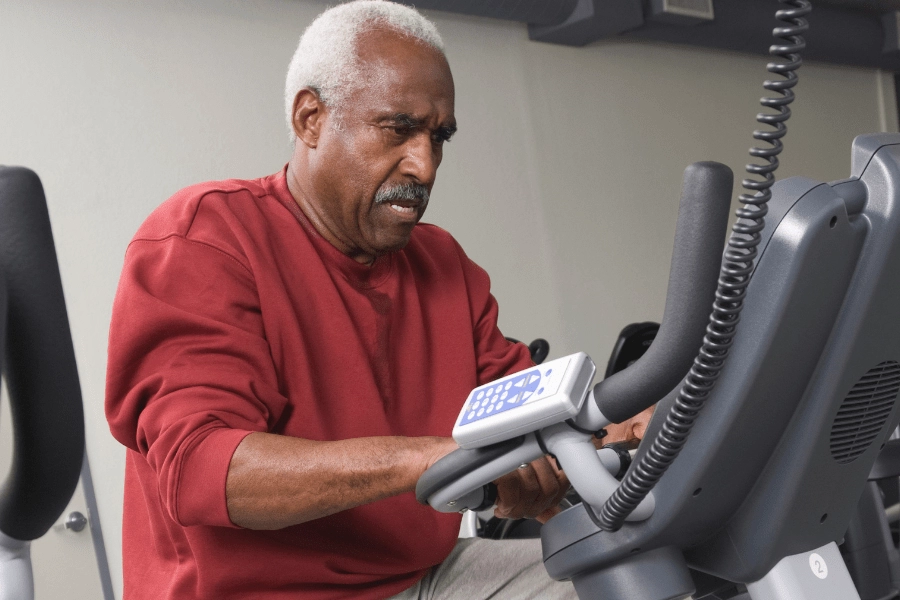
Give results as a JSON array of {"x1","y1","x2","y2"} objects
[{"x1": 285, "y1": 159, "x2": 377, "y2": 266}]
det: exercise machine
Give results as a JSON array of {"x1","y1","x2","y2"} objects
[{"x1": 418, "y1": 1, "x2": 900, "y2": 598}]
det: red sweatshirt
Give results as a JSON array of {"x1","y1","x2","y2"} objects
[{"x1": 105, "y1": 168, "x2": 533, "y2": 599}]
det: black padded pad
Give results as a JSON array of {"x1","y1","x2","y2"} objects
[{"x1": 0, "y1": 166, "x2": 84, "y2": 541}]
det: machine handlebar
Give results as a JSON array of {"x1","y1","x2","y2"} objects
[{"x1": 592, "y1": 161, "x2": 733, "y2": 423}]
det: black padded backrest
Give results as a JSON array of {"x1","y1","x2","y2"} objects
[{"x1": 0, "y1": 166, "x2": 84, "y2": 541}]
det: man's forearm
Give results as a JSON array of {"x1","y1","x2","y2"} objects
[{"x1": 225, "y1": 432, "x2": 457, "y2": 529}]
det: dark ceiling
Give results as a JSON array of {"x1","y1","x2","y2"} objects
[
  {"x1": 404, "y1": 0, "x2": 900, "y2": 69},
  {"x1": 817, "y1": 0, "x2": 900, "y2": 13}
]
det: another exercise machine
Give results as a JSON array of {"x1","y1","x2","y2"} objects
[{"x1": 0, "y1": 167, "x2": 86, "y2": 600}]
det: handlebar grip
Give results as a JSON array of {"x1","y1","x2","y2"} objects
[
  {"x1": 415, "y1": 436, "x2": 526, "y2": 505},
  {"x1": 528, "y1": 339, "x2": 550, "y2": 365},
  {"x1": 594, "y1": 161, "x2": 733, "y2": 423}
]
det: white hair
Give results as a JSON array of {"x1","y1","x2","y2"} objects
[{"x1": 284, "y1": 0, "x2": 445, "y2": 142}]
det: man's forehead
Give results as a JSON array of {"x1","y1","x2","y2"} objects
[{"x1": 345, "y1": 29, "x2": 455, "y2": 123}]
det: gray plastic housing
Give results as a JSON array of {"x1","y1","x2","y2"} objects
[
  {"x1": 746, "y1": 543, "x2": 861, "y2": 600},
  {"x1": 541, "y1": 134, "x2": 900, "y2": 591}
]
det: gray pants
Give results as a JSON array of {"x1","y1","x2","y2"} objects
[{"x1": 390, "y1": 538, "x2": 578, "y2": 600}]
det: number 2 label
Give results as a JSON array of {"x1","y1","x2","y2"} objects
[{"x1": 809, "y1": 553, "x2": 828, "y2": 579}]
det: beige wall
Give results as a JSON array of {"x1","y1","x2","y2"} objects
[{"x1": 0, "y1": 0, "x2": 895, "y2": 597}]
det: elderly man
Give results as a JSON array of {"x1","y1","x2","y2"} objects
[{"x1": 106, "y1": 1, "x2": 644, "y2": 598}]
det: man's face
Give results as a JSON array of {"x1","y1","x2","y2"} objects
[{"x1": 304, "y1": 29, "x2": 456, "y2": 264}]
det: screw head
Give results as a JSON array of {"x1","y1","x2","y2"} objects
[{"x1": 65, "y1": 511, "x2": 88, "y2": 533}]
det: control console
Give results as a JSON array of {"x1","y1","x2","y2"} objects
[{"x1": 452, "y1": 352, "x2": 596, "y2": 449}]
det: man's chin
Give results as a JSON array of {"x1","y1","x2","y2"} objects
[{"x1": 372, "y1": 232, "x2": 415, "y2": 257}]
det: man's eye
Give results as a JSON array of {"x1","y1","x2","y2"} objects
[
  {"x1": 391, "y1": 126, "x2": 412, "y2": 137},
  {"x1": 432, "y1": 132, "x2": 452, "y2": 144}
]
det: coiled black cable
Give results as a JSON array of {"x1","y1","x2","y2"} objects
[{"x1": 596, "y1": 0, "x2": 812, "y2": 532}]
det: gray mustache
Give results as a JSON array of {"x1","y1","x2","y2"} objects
[{"x1": 374, "y1": 182, "x2": 430, "y2": 207}]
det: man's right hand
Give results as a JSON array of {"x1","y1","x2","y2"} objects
[{"x1": 492, "y1": 455, "x2": 570, "y2": 524}]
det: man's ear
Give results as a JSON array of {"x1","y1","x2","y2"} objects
[{"x1": 292, "y1": 88, "x2": 327, "y2": 148}]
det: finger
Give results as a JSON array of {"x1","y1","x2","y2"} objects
[
  {"x1": 495, "y1": 459, "x2": 572, "y2": 521},
  {"x1": 632, "y1": 420, "x2": 646, "y2": 440},
  {"x1": 603, "y1": 421, "x2": 630, "y2": 444},
  {"x1": 547, "y1": 454, "x2": 566, "y2": 475},
  {"x1": 510, "y1": 459, "x2": 562, "y2": 520},
  {"x1": 547, "y1": 465, "x2": 570, "y2": 504},
  {"x1": 493, "y1": 471, "x2": 521, "y2": 518},
  {"x1": 532, "y1": 457, "x2": 571, "y2": 517},
  {"x1": 536, "y1": 471, "x2": 572, "y2": 524},
  {"x1": 530, "y1": 458, "x2": 562, "y2": 502},
  {"x1": 631, "y1": 405, "x2": 655, "y2": 439},
  {"x1": 508, "y1": 464, "x2": 541, "y2": 519},
  {"x1": 535, "y1": 505, "x2": 562, "y2": 524},
  {"x1": 518, "y1": 461, "x2": 541, "y2": 491},
  {"x1": 521, "y1": 461, "x2": 558, "y2": 518},
  {"x1": 495, "y1": 464, "x2": 542, "y2": 520}
]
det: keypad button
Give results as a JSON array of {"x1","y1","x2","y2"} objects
[
  {"x1": 501, "y1": 391, "x2": 508, "y2": 400},
  {"x1": 491, "y1": 395, "x2": 499, "y2": 404},
  {"x1": 477, "y1": 391, "x2": 485, "y2": 400},
  {"x1": 487, "y1": 405, "x2": 494, "y2": 414},
  {"x1": 467, "y1": 411, "x2": 476, "y2": 420},
  {"x1": 477, "y1": 408, "x2": 485, "y2": 416}
]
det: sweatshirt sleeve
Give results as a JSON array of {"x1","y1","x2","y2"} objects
[
  {"x1": 452, "y1": 240, "x2": 534, "y2": 385},
  {"x1": 105, "y1": 235, "x2": 289, "y2": 528}
]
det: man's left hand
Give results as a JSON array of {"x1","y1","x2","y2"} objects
[{"x1": 602, "y1": 404, "x2": 655, "y2": 446}]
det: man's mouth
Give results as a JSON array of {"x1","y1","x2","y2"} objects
[
  {"x1": 388, "y1": 203, "x2": 418, "y2": 215},
  {"x1": 374, "y1": 182, "x2": 430, "y2": 216}
]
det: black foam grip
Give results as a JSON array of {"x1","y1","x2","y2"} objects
[
  {"x1": 594, "y1": 162, "x2": 733, "y2": 423},
  {"x1": 528, "y1": 339, "x2": 550, "y2": 365},
  {"x1": 0, "y1": 166, "x2": 84, "y2": 541}
]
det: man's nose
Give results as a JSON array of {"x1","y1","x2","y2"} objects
[{"x1": 400, "y1": 135, "x2": 440, "y2": 185}]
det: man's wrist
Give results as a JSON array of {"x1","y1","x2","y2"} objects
[{"x1": 416, "y1": 436, "x2": 458, "y2": 475}]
